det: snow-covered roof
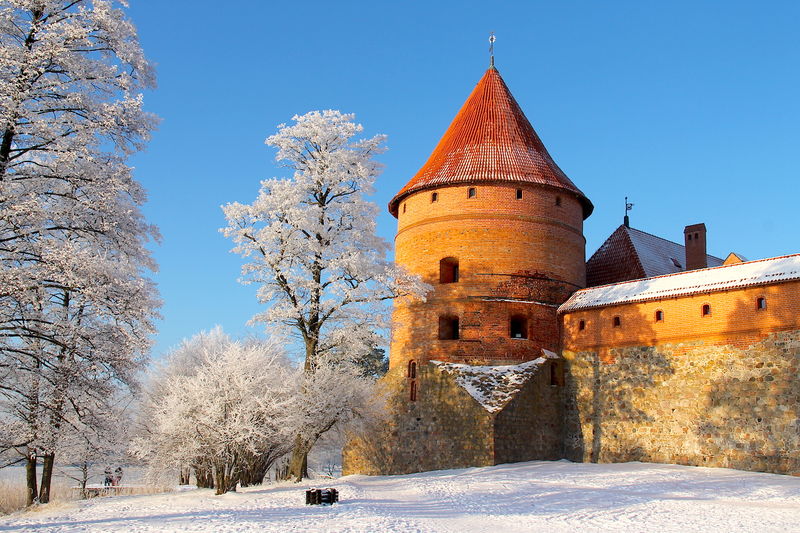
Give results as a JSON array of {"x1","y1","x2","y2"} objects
[
  {"x1": 587, "y1": 225, "x2": 724, "y2": 287},
  {"x1": 431, "y1": 351, "x2": 557, "y2": 413},
  {"x1": 561, "y1": 254, "x2": 800, "y2": 313}
]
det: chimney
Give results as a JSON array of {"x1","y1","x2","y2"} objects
[{"x1": 683, "y1": 223, "x2": 708, "y2": 270}]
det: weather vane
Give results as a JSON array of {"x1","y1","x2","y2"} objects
[
  {"x1": 624, "y1": 196, "x2": 634, "y2": 227},
  {"x1": 489, "y1": 32, "x2": 496, "y2": 67}
]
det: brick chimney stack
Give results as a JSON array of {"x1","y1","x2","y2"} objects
[{"x1": 684, "y1": 223, "x2": 708, "y2": 271}]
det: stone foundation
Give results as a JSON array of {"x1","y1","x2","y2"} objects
[
  {"x1": 343, "y1": 359, "x2": 563, "y2": 475},
  {"x1": 563, "y1": 330, "x2": 800, "y2": 475}
]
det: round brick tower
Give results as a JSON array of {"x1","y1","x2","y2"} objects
[{"x1": 388, "y1": 66, "x2": 593, "y2": 370}]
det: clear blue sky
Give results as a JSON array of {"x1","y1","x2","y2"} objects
[{"x1": 125, "y1": 1, "x2": 800, "y2": 359}]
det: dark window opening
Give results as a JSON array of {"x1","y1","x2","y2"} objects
[
  {"x1": 613, "y1": 316, "x2": 621, "y2": 327},
  {"x1": 431, "y1": 192, "x2": 438, "y2": 202},
  {"x1": 578, "y1": 320, "x2": 586, "y2": 331},
  {"x1": 439, "y1": 257, "x2": 459, "y2": 284},
  {"x1": 655, "y1": 310, "x2": 664, "y2": 322},
  {"x1": 402, "y1": 203, "x2": 406, "y2": 213},
  {"x1": 516, "y1": 189, "x2": 523, "y2": 200},
  {"x1": 438, "y1": 315, "x2": 459, "y2": 340},
  {"x1": 410, "y1": 380, "x2": 417, "y2": 402},
  {"x1": 510, "y1": 315, "x2": 528, "y2": 339},
  {"x1": 407, "y1": 360, "x2": 417, "y2": 379},
  {"x1": 694, "y1": 232, "x2": 699, "y2": 240},
  {"x1": 756, "y1": 297, "x2": 766, "y2": 310},
  {"x1": 550, "y1": 362, "x2": 564, "y2": 386},
  {"x1": 555, "y1": 196, "x2": 562, "y2": 206},
  {"x1": 468, "y1": 187, "x2": 476, "y2": 198},
  {"x1": 702, "y1": 304, "x2": 711, "y2": 316},
  {"x1": 688, "y1": 234, "x2": 692, "y2": 241}
]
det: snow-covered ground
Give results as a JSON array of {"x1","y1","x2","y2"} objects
[{"x1": 2, "y1": 460, "x2": 800, "y2": 532}]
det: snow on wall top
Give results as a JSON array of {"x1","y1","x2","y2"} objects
[
  {"x1": 560, "y1": 254, "x2": 800, "y2": 313},
  {"x1": 431, "y1": 352, "x2": 556, "y2": 413}
]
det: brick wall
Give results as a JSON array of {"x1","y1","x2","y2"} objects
[
  {"x1": 561, "y1": 281, "x2": 800, "y2": 352},
  {"x1": 390, "y1": 182, "x2": 586, "y2": 370}
]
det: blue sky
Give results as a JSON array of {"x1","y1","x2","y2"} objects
[{"x1": 125, "y1": 1, "x2": 800, "y2": 358}]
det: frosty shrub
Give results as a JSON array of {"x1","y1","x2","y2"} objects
[{"x1": 132, "y1": 329, "x2": 297, "y2": 495}]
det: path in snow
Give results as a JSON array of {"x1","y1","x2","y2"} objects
[{"x1": 2, "y1": 460, "x2": 800, "y2": 532}]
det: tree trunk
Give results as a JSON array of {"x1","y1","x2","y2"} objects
[
  {"x1": 39, "y1": 451, "x2": 55, "y2": 503},
  {"x1": 287, "y1": 436, "x2": 310, "y2": 482},
  {"x1": 193, "y1": 465, "x2": 214, "y2": 488},
  {"x1": 25, "y1": 450, "x2": 38, "y2": 506},
  {"x1": 179, "y1": 467, "x2": 191, "y2": 485},
  {"x1": 80, "y1": 462, "x2": 89, "y2": 499}
]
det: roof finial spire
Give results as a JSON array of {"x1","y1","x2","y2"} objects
[
  {"x1": 489, "y1": 32, "x2": 496, "y2": 68},
  {"x1": 624, "y1": 196, "x2": 634, "y2": 227}
]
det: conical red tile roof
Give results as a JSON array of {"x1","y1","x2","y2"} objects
[{"x1": 389, "y1": 67, "x2": 593, "y2": 218}]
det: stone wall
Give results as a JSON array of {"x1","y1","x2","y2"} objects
[
  {"x1": 343, "y1": 359, "x2": 565, "y2": 475},
  {"x1": 562, "y1": 330, "x2": 800, "y2": 474},
  {"x1": 494, "y1": 360, "x2": 565, "y2": 464},
  {"x1": 343, "y1": 363, "x2": 494, "y2": 476}
]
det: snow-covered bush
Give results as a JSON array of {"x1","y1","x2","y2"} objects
[
  {"x1": 133, "y1": 328, "x2": 386, "y2": 494},
  {"x1": 133, "y1": 329, "x2": 296, "y2": 495}
]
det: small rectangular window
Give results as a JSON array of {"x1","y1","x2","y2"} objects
[
  {"x1": 613, "y1": 316, "x2": 621, "y2": 327},
  {"x1": 510, "y1": 316, "x2": 527, "y2": 339},
  {"x1": 431, "y1": 192, "x2": 438, "y2": 202},
  {"x1": 438, "y1": 316, "x2": 459, "y2": 340},
  {"x1": 655, "y1": 310, "x2": 664, "y2": 322},
  {"x1": 578, "y1": 320, "x2": 585, "y2": 331},
  {"x1": 550, "y1": 362, "x2": 564, "y2": 386},
  {"x1": 756, "y1": 297, "x2": 766, "y2": 310},
  {"x1": 555, "y1": 196, "x2": 562, "y2": 206},
  {"x1": 702, "y1": 304, "x2": 711, "y2": 316},
  {"x1": 468, "y1": 187, "x2": 476, "y2": 198},
  {"x1": 439, "y1": 258, "x2": 459, "y2": 284},
  {"x1": 516, "y1": 189, "x2": 523, "y2": 199}
]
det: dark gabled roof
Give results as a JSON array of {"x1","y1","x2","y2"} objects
[
  {"x1": 586, "y1": 225, "x2": 724, "y2": 287},
  {"x1": 389, "y1": 67, "x2": 592, "y2": 218}
]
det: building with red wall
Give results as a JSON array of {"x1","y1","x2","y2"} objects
[{"x1": 343, "y1": 64, "x2": 800, "y2": 476}]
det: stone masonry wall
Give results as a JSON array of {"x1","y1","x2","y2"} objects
[
  {"x1": 562, "y1": 330, "x2": 800, "y2": 474},
  {"x1": 343, "y1": 359, "x2": 565, "y2": 475},
  {"x1": 343, "y1": 363, "x2": 494, "y2": 476},
  {"x1": 494, "y1": 359, "x2": 564, "y2": 464}
]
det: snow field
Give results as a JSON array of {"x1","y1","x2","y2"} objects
[{"x1": 2, "y1": 460, "x2": 800, "y2": 532}]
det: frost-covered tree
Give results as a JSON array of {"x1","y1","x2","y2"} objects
[
  {"x1": 132, "y1": 330, "x2": 296, "y2": 495},
  {"x1": 0, "y1": 0, "x2": 158, "y2": 505},
  {"x1": 221, "y1": 110, "x2": 428, "y2": 481}
]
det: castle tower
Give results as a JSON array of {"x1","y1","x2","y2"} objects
[
  {"x1": 343, "y1": 65, "x2": 593, "y2": 475},
  {"x1": 388, "y1": 66, "x2": 593, "y2": 371}
]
